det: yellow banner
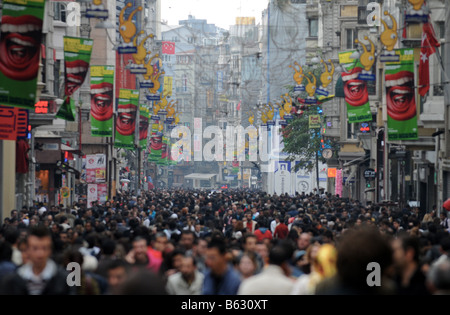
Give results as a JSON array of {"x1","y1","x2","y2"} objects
[
  {"x1": 164, "y1": 77, "x2": 173, "y2": 96},
  {"x1": 64, "y1": 37, "x2": 94, "y2": 53}
]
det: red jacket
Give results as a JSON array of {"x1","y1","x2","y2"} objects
[
  {"x1": 274, "y1": 223, "x2": 289, "y2": 240},
  {"x1": 254, "y1": 228, "x2": 273, "y2": 242}
]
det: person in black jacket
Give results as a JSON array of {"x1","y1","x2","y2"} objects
[{"x1": 0, "y1": 225, "x2": 75, "y2": 295}]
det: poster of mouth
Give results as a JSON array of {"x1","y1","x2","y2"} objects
[
  {"x1": 63, "y1": 36, "x2": 93, "y2": 97},
  {"x1": 385, "y1": 48, "x2": 418, "y2": 141},
  {"x1": 90, "y1": 65, "x2": 114, "y2": 137},
  {"x1": 139, "y1": 104, "x2": 149, "y2": 150},
  {"x1": 338, "y1": 51, "x2": 372, "y2": 123},
  {"x1": 0, "y1": 0, "x2": 45, "y2": 109},
  {"x1": 149, "y1": 122, "x2": 162, "y2": 162},
  {"x1": 114, "y1": 89, "x2": 139, "y2": 149},
  {"x1": 157, "y1": 136, "x2": 169, "y2": 165}
]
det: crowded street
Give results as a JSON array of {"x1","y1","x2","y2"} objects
[{"x1": 1, "y1": 0, "x2": 450, "y2": 298}]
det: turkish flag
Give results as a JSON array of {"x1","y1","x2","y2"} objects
[
  {"x1": 162, "y1": 41, "x2": 175, "y2": 55},
  {"x1": 419, "y1": 21, "x2": 440, "y2": 97}
]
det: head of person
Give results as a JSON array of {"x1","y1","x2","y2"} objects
[
  {"x1": 205, "y1": 237, "x2": 229, "y2": 276},
  {"x1": 180, "y1": 255, "x2": 197, "y2": 281},
  {"x1": 132, "y1": 236, "x2": 149, "y2": 264},
  {"x1": 426, "y1": 258, "x2": 450, "y2": 294},
  {"x1": 195, "y1": 238, "x2": 208, "y2": 257},
  {"x1": 255, "y1": 241, "x2": 269, "y2": 263},
  {"x1": 336, "y1": 227, "x2": 393, "y2": 292},
  {"x1": 238, "y1": 252, "x2": 258, "y2": 278},
  {"x1": 297, "y1": 232, "x2": 312, "y2": 251},
  {"x1": 268, "y1": 240, "x2": 295, "y2": 276},
  {"x1": 27, "y1": 225, "x2": 52, "y2": 271},
  {"x1": 153, "y1": 232, "x2": 168, "y2": 252},
  {"x1": 117, "y1": 269, "x2": 167, "y2": 295},
  {"x1": 180, "y1": 230, "x2": 196, "y2": 251},
  {"x1": 106, "y1": 259, "x2": 129, "y2": 294},
  {"x1": 392, "y1": 235, "x2": 420, "y2": 272},
  {"x1": 243, "y1": 234, "x2": 258, "y2": 253}
]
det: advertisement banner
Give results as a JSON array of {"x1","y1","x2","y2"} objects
[
  {"x1": 149, "y1": 123, "x2": 162, "y2": 162},
  {"x1": 157, "y1": 135, "x2": 169, "y2": 165},
  {"x1": 56, "y1": 97, "x2": 76, "y2": 121},
  {"x1": 0, "y1": 0, "x2": 46, "y2": 109},
  {"x1": 385, "y1": 48, "x2": 418, "y2": 141},
  {"x1": 139, "y1": 104, "x2": 149, "y2": 150},
  {"x1": 97, "y1": 183, "x2": 108, "y2": 203},
  {"x1": 115, "y1": 89, "x2": 138, "y2": 149},
  {"x1": 338, "y1": 51, "x2": 372, "y2": 123},
  {"x1": 87, "y1": 184, "x2": 98, "y2": 207},
  {"x1": 335, "y1": 169, "x2": 343, "y2": 197},
  {"x1": 64, "y1": 36, "x2": 93, "y2": 97},
  {"x1": 90, "y1": 65, "x2": 114, "y2": 136}
]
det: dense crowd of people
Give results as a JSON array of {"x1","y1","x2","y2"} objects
[{"x1": 0, "y1": 188, "x2": 450, "y2": 295}]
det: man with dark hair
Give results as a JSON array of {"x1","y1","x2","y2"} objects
[
  {"x1": 106, "y1": 259, "x2": 130, "y2": 295},
  {"x1": 392, "y1": 235, "x2": 430, "y2": 295},
  {"x1": 238, "y1": 240, "x2": 295, "y2": 295},
  {"x1": 0, "y1": 225, "x2": 75, "y2": 295},
  {"x1": 179, "y1": 230, "x2": 196, "y2": 255},
  {"x1": 166, "y1": 255, "x2": 204, "y2": 295},
  {"x1": 125, "y1": 236, "x2": 162, "y2": 274},
  {"x1": 202, "y1": 237, "x2": 241, "y2": 295}
]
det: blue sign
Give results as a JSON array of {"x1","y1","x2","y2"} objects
[
  {"x1": 140, "y1": 82, "x2": 154, "y2": 89},
  {"x1": 146, "y1": 94, "x2": 161, "y2": 101}
]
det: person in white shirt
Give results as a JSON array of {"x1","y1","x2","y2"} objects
[
  {"x1": 238, "y1": 241, "x2": 295, "y2": 295},
  {"x1": 166, "y1": 256, "x2": 204, "y2": 295}
]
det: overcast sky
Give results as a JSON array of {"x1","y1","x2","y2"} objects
[{"x1": 161, "y1": 0, "x2": 269, "y2": 29}]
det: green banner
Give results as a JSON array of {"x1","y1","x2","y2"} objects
[
  {"x1": 157, "y1": 136, "x2": 169, "y2": 165},
  {"x1": 0, "y1": 0, "x2": 46, "y2": 109},
  {"x1": 149, "y1": 122, "x2": 162, "y2": 162},
  {"x1": 385, "y1": 48, "x2": 418, "y2": 141},
  {"x1": 338, "y1": 51, "x2": 372, "y2": 123},
  {"x1": 115, "y1": 89, "x2": 138, "y2": 149},
  {"x1": 64, "y1": 36, "x2": 93, "y2": 97},
  {"x1": 139, "y1": 104, "x2": 150, "y2": 150},
  {"x1": 90, "y1": 65, "x2": 114, "y2": 136},
  {"x1": 56, "y1": 97, "x2": 76, "y2": 121}
]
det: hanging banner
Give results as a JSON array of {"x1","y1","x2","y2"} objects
[
  {"x1": 115, "y1": 89, "x2": 138, "y2": 149},
  {"x1": 139, "y1": 104, "x2": 149, "y2": 150},
  {"x1": 149, "y1": 123, "x2": 162, "y2": 162},
  {"x1": 95, "y1": 153, "x2": 106, "y2": 183},
  {"x1": 56, "y1": 97, "x2": 76, "y2": 121},
  {"x1": 90, "y1": 65, "x2": 114, "y2": 136},
  {"x1": 335, "y1": 169, "x2": 343, "y2": 197},
  {"x1": 87, "y1": 184, "x2": 98, "y2": 207},
  {"x1": 163, "y1": 76, "x2": 173, "y2": 97},
  {"x1": 339, "y1": 51, "x2": 372, "y2": 123},
  {"x1": 64, "y1": 36, "x2": 93, "y2": 97},
  {"x1": 158, "y1": 135, "x2": 170, "y2": 165},
  {"x1": 385, "y1": 48, "x2": 418, "y2": 141},
  {"x1": 0, "y1": 0, "x2": 45, "y2": 109}
]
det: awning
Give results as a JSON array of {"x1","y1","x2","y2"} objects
[
  {"x1": 61, "y1": 143, "x2": 84, "y2": 156},
  {"x1": 184, "y1": 173, "x2": 217, "y2": 180}
]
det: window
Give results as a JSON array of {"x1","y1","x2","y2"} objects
[
  {"x1": 347, "y1": 123, "x2": 357, "y2": 140},
  {"x1": 346, "y1": 29, "x2": 357, "y2": 49},
  {"x1": 437, "y1": 22, "x2": 445, "y2": 39},
  {"x1": 308, "y1": 19, "x2": 318, "y2": 38},
  {"x1": 53, "y1": 2, "x2": 67, "y2": 22}
]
